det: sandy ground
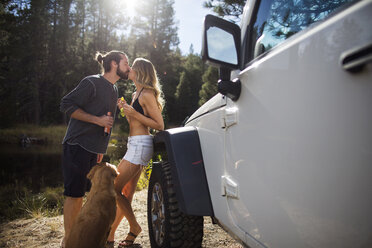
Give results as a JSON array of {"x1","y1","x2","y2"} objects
[{"x1": 0, "y1": 189, "x2": 243, "y2": 248}]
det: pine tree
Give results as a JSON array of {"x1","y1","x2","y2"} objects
[
  {"x1": 20, "y1": 0, "x2": 50, "y2": 124},
  {"x1": 199, "y1": 66, "x2": 218, "y2": 106},
  {"x1": 203, "y1": 0, "x2": 245, "y2": 23},
  {"x1": 175, "y1": 53, "x2": 204, "y2": 123},
  {"x1": 0, "y1": 0, "x2": 19, "y2": 127},
  {"x1": 129, "y1": 0, "x2": 180, "y2": 125}
]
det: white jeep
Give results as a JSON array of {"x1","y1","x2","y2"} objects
[{"x1": 147, "y1": 0, "x2": 372, "y2": 247}]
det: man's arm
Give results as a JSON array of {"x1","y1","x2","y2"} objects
[
  {"x1": 60, "y1": 79, "x2": 94, "y2": 117},
  {"x1": 70, "y1": 108, "x2": 113, "y2": 128}
]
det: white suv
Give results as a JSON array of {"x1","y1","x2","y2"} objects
[{"x1": 147, "y1": 0, "x2": 372, "y2": 247}]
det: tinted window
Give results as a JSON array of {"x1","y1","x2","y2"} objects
[{"x1": 244, "y1": 0, "x2": 354, "y2": 64}]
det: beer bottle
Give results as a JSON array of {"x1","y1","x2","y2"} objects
[{"x1": 104, "y1": 112, "x2": 112, "y2": 136}]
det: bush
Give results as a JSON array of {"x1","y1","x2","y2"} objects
[
  {"x1": 0, "y1": 186, "x2": 64, "y2": 221},
  {"x1": 136, "y1": 155, "x2": 162, "y2": 191}
]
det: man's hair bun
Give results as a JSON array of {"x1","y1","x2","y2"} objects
[
  {"x1": 95, "y1": 50, "x2": 126, "y2": 73},
  {"x1": 96, "y1": 52, "x2": 104, "y2": 64}
]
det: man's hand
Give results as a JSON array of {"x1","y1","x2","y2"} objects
[
  {"x1": 96, "y1": 114, "x2": 114, "y2": 128},
  {"x1": 70, "y1": 109, "x2": 113, "y2": 128},
  {"x1": 97, "y1": 154, "x2": 103, "y2": 163}
]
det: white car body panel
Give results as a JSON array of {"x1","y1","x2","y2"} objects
[{"x1": 187, "y1": 0, "x2": 372, "y2": 247}]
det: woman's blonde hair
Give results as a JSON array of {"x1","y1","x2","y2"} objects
[{"x1": 132, "y1": 58, "x2": 164, "y2": 111}]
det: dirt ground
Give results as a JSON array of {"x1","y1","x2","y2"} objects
[{"x1": 0, "y1": 189, "x2": 243, "y2": 248}]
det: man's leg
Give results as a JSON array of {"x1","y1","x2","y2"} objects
[
  {"x1": 60, "y1": 144, "x2": 96, "y2": 247},
  {"x1": 63, "y1": 196, "x2": 83, "y2": 245}
]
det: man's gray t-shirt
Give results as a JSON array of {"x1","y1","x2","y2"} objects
[{"x1": 60, "y1": 75, "x2": 118, "y2": 154}]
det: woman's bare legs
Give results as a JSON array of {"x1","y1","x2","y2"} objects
[{"x1": 107, "y1": 164, "x2": 142, "y2": 242}]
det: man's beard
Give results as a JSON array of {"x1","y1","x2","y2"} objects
[{"x1": 117, "y1": 67, "x2": 129, "y2": 80}]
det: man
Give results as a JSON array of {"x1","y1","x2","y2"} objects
[{"x1": 59, "y1": 50, "x2": 130, "y2": 248}]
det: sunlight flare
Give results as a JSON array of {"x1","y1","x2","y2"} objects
[{"x1": 120, "y1": 0, "x2": 136, "y2": 16}]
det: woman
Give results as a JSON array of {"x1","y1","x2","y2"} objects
[{"x1": 107, "y1": 58, "x2": 164, "y2": 248}]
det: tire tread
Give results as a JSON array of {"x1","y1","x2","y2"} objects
[{"x1": 148, "y1": 161, "x2": 203, "y2": 248}]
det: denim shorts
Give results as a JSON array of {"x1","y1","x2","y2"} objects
[
  {"x1": 62, "y1": 143, "x2": 97, "y2": 197},
  {"x1": 123, "y1": 135, "x2": 153, "y2": 166}
]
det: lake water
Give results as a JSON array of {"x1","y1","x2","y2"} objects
[{"x1": 0, "y1": 143, "x2": 125, "y2": 192}]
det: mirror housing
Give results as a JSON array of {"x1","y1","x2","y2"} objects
[
  {"x1": 218, "y1": 78, "x2": 241, "y2": 101},
  {"x1": 202, "y1": 15, "x2": 242, "y2": 101}
]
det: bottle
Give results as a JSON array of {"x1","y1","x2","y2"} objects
[
  {"x1": 104, "y1": 112, "x2": 112, "y2": 136},
  {"x1": 120, "y1": 97, "x2": 125, "y2": 117}
]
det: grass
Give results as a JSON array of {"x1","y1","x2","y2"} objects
[
  {"x1": 0, "y1": 166, "x2": 152, "y2": 222},
  {"x1": 0, "y1": 123, "x2": 157, "y2": 221},
  {"x1": 0, "y1": 123, "x2": 130, "y2": 146},
  {"x1": 0, "y1": 186, "x2": 64, "y2": 222},
  {"x1": 0, "y1": 170, "x2": 153, "y2": 222},
  {"x1": 0, "y1": 124, "x2": 67, "y2": 145}
]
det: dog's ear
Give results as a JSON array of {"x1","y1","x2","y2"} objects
[{"x1": 87, "y1": 165, "x2": 99, "y2": 180}]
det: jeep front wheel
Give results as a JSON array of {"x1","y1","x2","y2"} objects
[{"x1": 147, "y1": 161, "x2": 204, "y2": 248}]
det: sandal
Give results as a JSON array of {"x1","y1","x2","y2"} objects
[
  {"x1": 105, "y1": 241, "x2": 115, "y2": 248},
  {"x1": 118, "y1": 232, "x2": 141, "y2": 247},
  {"x1": 60, "y1": 237, "x2": 65, "y2": 248}
]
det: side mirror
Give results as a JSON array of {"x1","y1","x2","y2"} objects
[
  {"x1": 202, "y1": 15, "x2": 242, "y2": 101},
  {"x1": 202, "y1": 15, "x2": 241, "y2": 69}
]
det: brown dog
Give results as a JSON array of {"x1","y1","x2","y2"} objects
[{"x1": 65, "y1": 163, "x2": 118, "y2": 248}]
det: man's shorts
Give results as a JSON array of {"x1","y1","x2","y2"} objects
[{"x1": 62, "y1": 143, "x2": 97, "y2": 197}]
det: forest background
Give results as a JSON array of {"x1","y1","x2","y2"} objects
[{"x1": 0, "y1": 0, "x2": 245, "y2": 128}]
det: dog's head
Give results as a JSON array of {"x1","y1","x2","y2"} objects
[{"x1": 87, "y1": 163, "x2": 118, "y2": 186}]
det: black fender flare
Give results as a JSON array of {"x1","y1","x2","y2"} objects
[{"x1": 153, "y1": 126, "x2": 214, "y2": 216}]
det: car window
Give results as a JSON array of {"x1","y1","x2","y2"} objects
[{"x1": 244, "y1": 0, "x2": 355, "y2": 65}]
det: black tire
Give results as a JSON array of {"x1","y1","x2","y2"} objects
[{"x1": 147, "y1": 161, "x2": 204, "y2": 248}]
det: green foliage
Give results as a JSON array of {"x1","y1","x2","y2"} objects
[
  {"x1": 128, "y1": 0, "x2": 182, "y2": 126},
  {"x1": 136, "y1": 154, "x2": 162, "y2": 191},
  {"x1": 0, "y1": 186, "x2": 64, "y2": 221},
  {"x1": 136, "y1": 169, "x2": 150, "y2": 191},
  {"x1": 0, "y1": 0, "x2": 132, "y2": 127},
  {"x1": 199, "y1": 66, "x2": 219, "y2": 106},
  {"x1": 0, "y1": 0, "x2": 219, "y2": 127},
  {"x1": 203, "y1": 0, "x2": 245, "y2": 23},
  {"x1": 174, "y1": 53, "x2": 205, "y2": 123}
]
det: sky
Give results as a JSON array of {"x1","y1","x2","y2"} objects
[
  {"x1": 124, "y1": 0, "x2": 215, "y2": 55},
  {"x1": 174, "y1": 0, "x2": 215, "y2": 55}
]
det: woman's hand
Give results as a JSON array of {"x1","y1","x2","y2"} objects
[
  {"x1": 117, "y1": 97, "x2": 127, "y2": 110},
  {"x1": 121, "y1": 103, "x2": 137, "y2": 117},
  {"x1": 117, "y1": 97, "x2": 127, "y2": 117}
]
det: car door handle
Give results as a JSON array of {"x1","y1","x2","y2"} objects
[
  {"x1": 221, "y1": 175, "x2": 239, "y2": 198},
  {"x1": 340, "y1": 42, "x2": 372, "y2": 73},
  {"x1": 221, "y1": 107, "x2": 238, "y2": 129}
]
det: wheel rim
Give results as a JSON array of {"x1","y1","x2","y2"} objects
[{"x1": 151, "y1": 182, "x2": 165, "y2": 246}]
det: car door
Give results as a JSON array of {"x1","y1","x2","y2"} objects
[{"x1": 223, "y1": 0, "x2": 372, "y2": 247}]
